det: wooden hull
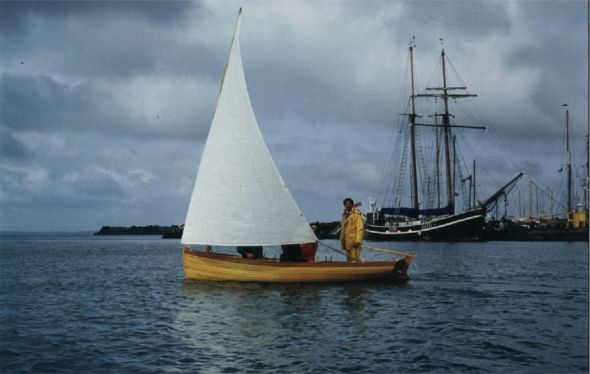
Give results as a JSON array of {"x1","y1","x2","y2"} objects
[{"x1": 183, "y1": 249, "x2": 411, "y2": 283}]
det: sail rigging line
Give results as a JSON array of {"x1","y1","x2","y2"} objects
[
  {"x1": 380, "y1": 57, "x2": 412, "y2": 210},
  {"x1": 362, "y1": 245, "x2": 417, "y2": 259},
  {"x1": 393, "y1": 120, "x2": 411, "y2": 209},
  {"x1": 424, "y1": 119, "x2": 441, "y2": 210},
  {"x1": 318, "y1": 241, "x2": 415, "y2": 261},
  {"x1": 378, "y1": 71, "x2": 410, "y2": 210},
  {"x1": 454, "y1": 142, "x2": 471, "y2": 211},
  {"x1": 442, "y1": 61, "x2": 530, "y2": 194},
  {"x1": 455, "y1": 129, "x2": 503, "y2": 189},
  {"x1": 444, "y1": 54, "x2": 470, "y2": 92},
  {"x1": 383, "y1": 50, "x2": 415, "y2": 208},
  {"x1": 456, "y1": 137, "x2": 477, "y2": 209},
  {"x1": 528, "y1": 178, "x2": 566, "y2": 214},
  {"x1": 414, "y1": 119, "x2": 428, "y2": 207},
  {"x1": 318, "y1": 241, "x2": 362, "y2": 261},
  {"x1": 391, "y1": 104, "x2": 412, "y2": 205}
]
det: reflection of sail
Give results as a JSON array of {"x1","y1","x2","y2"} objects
[{"x1": 176, "y1": 282, "x2": 328, "y2": 368}]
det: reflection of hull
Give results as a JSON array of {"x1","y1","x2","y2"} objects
[
  {"x1": 183, "y1": 249, "x2": 413, "y2": 283},
  {"x1": 366, "y1": 208, "x2": 485, "y2": 241}
]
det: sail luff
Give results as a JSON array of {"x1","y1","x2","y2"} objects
[
  {"x1": 181, "y1": 10, "x2": 316, "y2": 247},
  {"x1": 217, "y1": 8, "x2": 242, "y2": 97}
]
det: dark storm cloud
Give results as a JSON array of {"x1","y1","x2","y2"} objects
[{"x1": 0, "y1": 1, "x2": 194, "y2": 34}]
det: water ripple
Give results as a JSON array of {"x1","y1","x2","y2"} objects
[{"x1": 0, "y1": 235, "x2": 587, "y2": 373}]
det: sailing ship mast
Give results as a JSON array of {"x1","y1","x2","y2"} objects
[
  {"x1": 408, "y1": 40, "x2": 419, "y2": 211},
  {"x1": 586, "y1": 134, "x2": 589, "y2": 211},
  {"x1": 415, "y1": 46, "x2": 482, "y2": 214},
  {"x1": 564, "y1": 104, "x2": 572, "y2": 212},
  {"x1": 442, "y1": 50, "x2": 454, "y2": 213}
]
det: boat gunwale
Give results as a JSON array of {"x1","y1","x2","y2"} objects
[{"x1": 183, "y1": 249, "x2": 399, "y2": 268}]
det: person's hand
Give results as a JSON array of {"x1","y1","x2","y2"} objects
[{"x1": 352, "y1": 242, "x2": 360, "y2": 249}]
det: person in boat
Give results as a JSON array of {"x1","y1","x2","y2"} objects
[
  {"x1": 280, "y1": 244, "x2": 304, "y2": 262},
  {"x1": 340, "y1": 198, "x2": 364, "y2": 262},
  {"x1": 237, "y1": 246, "x2": 263, "y2": 259},
  {"x1": 300, "y1": 223, "x2": 319, "y2": 262},
  {"x1": 280, "y1": 223, "x2": 319, "y2": 262}
]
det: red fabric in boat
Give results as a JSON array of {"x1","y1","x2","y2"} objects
[{"x1": 300, "y1": 241, "x2": 318, "y2": 262}]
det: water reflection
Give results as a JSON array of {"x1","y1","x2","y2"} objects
[{"x1": 177, "y1": 281, "x2": 381, "y2": 346}]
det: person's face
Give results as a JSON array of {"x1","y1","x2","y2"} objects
[
  {"x1": 310, "y1": 224, "x2": 318, "y2": 233},
  {"x1": 344, "y1": 201, "x2": 353, "y2": 211}
]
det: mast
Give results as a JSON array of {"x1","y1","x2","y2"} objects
[
  {"x1": 409, "y1": 42, "x2": 419, "y2": 211},
  {"x1": 441, "y1": 49, "x2": 454, "y2": 214},
  {"x1": 415, "y1": 47, "x2": 480, "y2": 215},
  {"x1": 452, "y1": 135, "x2": 457, "y2": 206},
  {"x1": 412, "y1": 44, "x2": 482, "y2": 215},
  {"x1": 528, "y1": 178, "x2": 533, "y2": 219},
  {"x1": 586, "y1": 134, "x2": 589, "y2": 211},
  {"x1": 565, "y1": 105, "x2": 572, "y2": 213},
  {"x1": 435, "y1": 121, "x2": 441, "y2": 208},
  {"x1": 473, "y1": 159, "x2": 476, "y2": 208},
  {"x1": 535, "y1": 184, "x2": 539, "y2": 219},
  {"x1": 549, "y1": 190, "x2": 553, "y2": 219}
]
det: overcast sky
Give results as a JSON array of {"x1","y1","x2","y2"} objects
[{"x1": 0, "y1": 0, "x2": 588, "y2": 231}]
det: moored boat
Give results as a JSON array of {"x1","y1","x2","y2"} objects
[{"x1": 366, "y1": 40, "x2": 523, "y2": 241}]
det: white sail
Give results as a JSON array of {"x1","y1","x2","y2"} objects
[{"x1": 181, "y1": 10, "x2": 317, "y2": 247}]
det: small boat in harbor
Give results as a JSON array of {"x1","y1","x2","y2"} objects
[{"x1": 181, "y1": 9, "x2": 414, "y2": 283}]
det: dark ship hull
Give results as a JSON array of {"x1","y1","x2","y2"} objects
[
  {"x1": 482, "y1": 218, "x2": 589, "y2": 241},
  {"x1": 365, "y1": 208, "x2": 485, "y2": 241}
]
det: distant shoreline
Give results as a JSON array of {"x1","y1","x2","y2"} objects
[
  {"x1": 95, "y1": 225, "x2": 182, "y2": 236},
  {"x1": 94, "y1": 222, "x2": 340, "y2": 239},
  {"x1": 0, "y1": 231, "x2": 95, "y2": 235}
]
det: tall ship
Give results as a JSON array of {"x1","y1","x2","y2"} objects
[{"x1": 366, "y1": 40, "x2": 522, "y2": 241}]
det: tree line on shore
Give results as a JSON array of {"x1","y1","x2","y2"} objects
[{"x1": 95, "y1": 222, "x2": 340, "y2": 239}]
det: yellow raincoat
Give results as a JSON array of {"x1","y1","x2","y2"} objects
[{"x1": 340, "y1": 207, "x2": 364, "y2": 262}]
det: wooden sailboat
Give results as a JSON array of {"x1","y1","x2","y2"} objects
[{"x1": 181, "y1": 9, "x2": 414, "y2": 283}]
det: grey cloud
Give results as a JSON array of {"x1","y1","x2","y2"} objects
[
  {"x1": 401, "y1": 1, "x2": 512, "y2": 39},
  {"x1": 1, "y1": 73, "x2": 120, "y2": 131},
  {"x1": 2, "y1": 2, "x2": 218, "y2": 80},
  {"x1": 0, "y1": 126, "x2": 30, "y2": 159},
  {"x1": 68, "y1": 170, "x2": 126, "y2": 198},
  {"x1": 0, "y1": 73, "x2": 212, "y2": 140},
  {"x1": 0, "y1": 1, "x2": 194, "y2": 34}
]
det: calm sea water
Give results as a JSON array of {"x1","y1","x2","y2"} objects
[{"x1": 0, "y1": 234, "x2": 587, "y2": 373}]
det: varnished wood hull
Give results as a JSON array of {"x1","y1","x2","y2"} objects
[{"x1": 183, "y1": 249, "x2": 411, "y2": 283}]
